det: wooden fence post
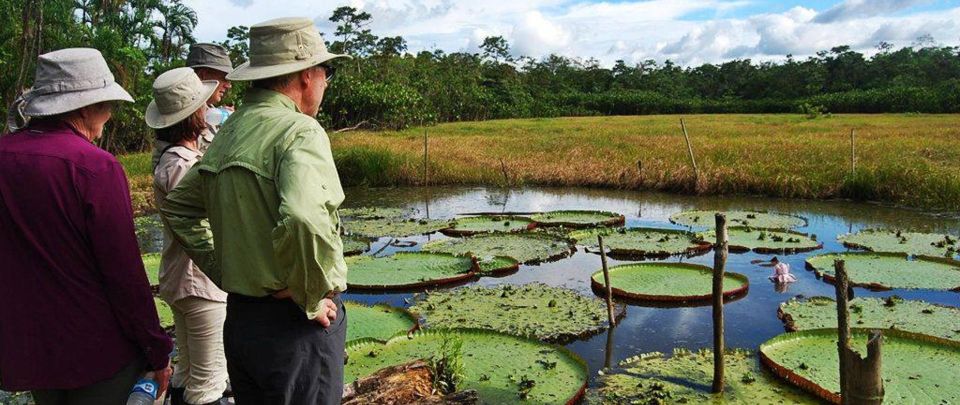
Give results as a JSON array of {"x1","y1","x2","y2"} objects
[
  {"x1": 422, "y1": 125, "x2": 429, "y2": 186},
  {"x1": 712, "y1": 213, "x2": 728, "y2": 393},
  {"x1": 834, "y1": 260, "x2": 884, "y2": 405},
  {"x1": 597, "y1": 235, "x2": 616, "y2": 327},
  {"x1": 680, "y1": 118, "x2": 700, "y2": 186},
  {"x1": 850, "y1": 129, "x2": 856, "y2": 174}
]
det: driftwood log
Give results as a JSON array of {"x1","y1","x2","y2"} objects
[{"x1": 342, "y1": 360, "x2": 479, "y2": 405}]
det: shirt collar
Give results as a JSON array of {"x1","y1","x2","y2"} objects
[
  {"x1": 243, "y1": 88, "x2": 302, "y2": 113},
  {"x1": 168, "y1": 144, "x2": 202, "y2": 161}
]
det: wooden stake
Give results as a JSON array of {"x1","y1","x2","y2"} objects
[
  {"x1": 835, "y1": 260, "x2": 885, "y2": 405},
  {"x1": 680, "y1": 118, "x2": 700, "y2": 184},
  {"x1": 597, "y1": 235, "x2": 616, "y2": 327},
  {"x1": 712, "y1": 213, "x2": 728, "y2": 394},
  {"x1": 604, "y1": 323, "x2": 615, "y2": 369},
  {"x1": 499, "y1": 158, "x2": 509, "y2": 186},
  {"x1": 850, "y1": 129, "x2": 856, "y2": 174}
]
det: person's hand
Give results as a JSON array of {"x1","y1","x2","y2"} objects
[
  {"x1": 313, "y1": 298, "x2": 338, "y2": 327},
  {"x1": 146, "y1": 361, "x2": 173, "y2": 398}
]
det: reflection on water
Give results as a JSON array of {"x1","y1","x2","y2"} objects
[{"x1": 137, "y1": 186, "x2": 960, "y2": 388}]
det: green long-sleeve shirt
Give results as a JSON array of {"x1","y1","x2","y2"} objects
[{"x1": 160, "y1": 88, "x2": 347, "y2": 319}]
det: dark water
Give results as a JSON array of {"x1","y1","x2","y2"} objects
[
  {"x1": 134, "y1": 186, "x2": 960, "y2": 390},
  {"x1": 338, "y1": 186, "x2": 960, "y2": 388}
]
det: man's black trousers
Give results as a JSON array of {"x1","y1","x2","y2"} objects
[{"x1": 224, "y1": 294, "x2": 346, "y2": 405}]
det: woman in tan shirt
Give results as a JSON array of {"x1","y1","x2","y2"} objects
[{"x1": 147, "y1": 67, "x2": 228, "y2": 405}]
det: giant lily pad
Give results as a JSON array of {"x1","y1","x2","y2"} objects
[
  {"x1": 441, "y1": 215, "x2": 537, "y2": 236},
  {"x1": 339, "y1": 207, "x2": 411, "y2": 220},
  {"x1": 410, "y1": 283, "x2": 618, "y2": 343},
  {"x1": 592, "y1": 263, "x2": 749, "y2": 302},
  {"x1": 342, "y1": 236, "x2": 370, "y2": 256},
  {"x1": 346, "y1": 252, "x2": 477, "y2": 290},
  {"x1": 759, "y1": 328, "x2": 960, "y2": 404},
  {"x1": 778, "y1": 296, "x2": 960, "y2": 342},
  {"x1": 343, "y1": 217, "x2": 453, "y2": 238},
  {"x1": 423, "y1": 233, "x2": 574, "y2": 265},
  {"x1": 155, "y1": 297, "x2": 174, "y2": 329},
  {"x1": 143, "y1": 253, "x2": 161, "y2": 286},
  {"x1": 570, "y1": 227, "x2": 711, "y2": 259},
  {"x1": 671, "y1": 210, "x2": 807, "y2": 229},
  {"x1": 345, "y1": 301, "x2": 417, "y2": 343},
  {"x1": 476, "y1": 256, "x2": 520, "y2": 275},
  {"x1": 700, "y1": 227, "x2": 821, "y2": 253},
  {"x1": 839, "y1": 229, "x2": 959, "y2": 257},
  {"x1": 529, "y1": 210, "x2": 625, "y2": 228},
  {"x1": 346, "y1": 329, "x2": 588, "y2": 404},
  {"x1": 805, "y1": 252, "x2": 960, "y2": 291},
  {"x1": 589, "y1": 348, "x2": 818, "y2": 404}
]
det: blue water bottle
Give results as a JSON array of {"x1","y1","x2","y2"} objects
[{"x1": 126, "y1": 377, "x2": 159, "y2": 405}]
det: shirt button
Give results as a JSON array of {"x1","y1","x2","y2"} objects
[{"x1": 321, "y1": 184, "x2": 327, "y2": 190}]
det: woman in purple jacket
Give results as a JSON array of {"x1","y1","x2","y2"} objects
[{"x1": 0, "y1": 48, "x2": 173, "y2": 404}]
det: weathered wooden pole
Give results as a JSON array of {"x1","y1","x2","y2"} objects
[
  {"x1": 834, "y1": 260, "x2": 884, "y2": 405},
  {"x1": 680, "y1": 118, "x2": 700, "y2": 185},
  {"x1": 499, "y1": 158, "x2": 509, "y2": 187},
  {"x1": 597, "y1": 235, "x2": 616, "y2": 327},
  {"x1": 604, "y1": 323, "x2": 615, "y2": 369},
  {"x1": 850, "y1": 129, "x2": 856, "y2": 174},
  {"x1": 712, "y1": 213, "x2": 728, "y2": 393}
]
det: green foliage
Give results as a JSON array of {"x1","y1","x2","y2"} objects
[
  {"x1": 428, "y1": 335, "x2": 465, "y2": 395},
  {"x1": 779, "y1": 296, "x2": 960, "y2": 341}
]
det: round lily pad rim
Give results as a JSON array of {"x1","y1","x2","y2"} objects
[
  {"x1": 838, "y1": 228, "x2": 960, "y2": 253},
  {"x1": 575, "y1": 227, "x2": 714, "y2": 259},
  {"x1": 590, "y1": 262, "x2": 750, "y2": 303},
  {"x1": 345, "y1": 217, "x2": 455, "y2": 238},
  {"x1": 477, "y1": 255, "x2": 521, "y2": 276},
  {"x1": 669, "y1": 209, "x2": 809, "y2": 229},
  {"x1": 758, "y1": 328, "x2": 960, "y2": 405},
  {"x1": 411, "y1": 283, "x2": 627, "y2": 343},
  {"x1": 804, "y1": 251, "x2": 960, "y2": 291},
  {"x1": 440, "y1": 215, "x2": 539, "y2": 237},
  {"x1": 344, "y1": 300, "x2": 421, "y2": 343},
  {"x1": 339, "y1": 206, "x2": 412, "y2": 220},
  {"x1": 345, "y1": 327, "x2": 589, "y2": 405},
  {"x1": 776, "y1": 296, "x2": 960, "y2": 336},
  {"x1": 705, "y1": 226, "x2": 823, "y2": 254},
  {"x1": 528, "y1": 210, "x2": 626, "y2": 229},
  {"x1": 425, "y1": 232, "x2": 577, "y2": 266},
  {"x1": 346, "y1": 252, "x2": 480, "y2": 291}
]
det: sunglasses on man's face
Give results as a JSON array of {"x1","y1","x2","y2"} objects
[{"x1": 320, "y1": 65, "x2": 336, "y2": 83}]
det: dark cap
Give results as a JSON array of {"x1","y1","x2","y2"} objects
[{"x1": 186, "y1": 43, "x2": 234, "y2": 74}]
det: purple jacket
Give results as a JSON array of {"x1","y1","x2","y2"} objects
[{"x1": 0, "y1": 122, "x2": 172, "y2": 390}]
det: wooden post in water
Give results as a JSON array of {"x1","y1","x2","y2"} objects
[
  {"x1": 712, "y1": 213, "x2": 728, "y2": 393},
  {"x1": 850, "y1": 129, "x2": 856, "y2": 174},
  {"x1": 499, "y1": 158, "x2": 509, "y2": 187},
  {"x1": 597, "y1": 235, "x2": 616, "y2": 327},
  {"x1": 680, "y1": 118, "x2": 700, "y2": 186},
  {"x1": 834, "y1": 260, "x2": 884, "y2": 405}
]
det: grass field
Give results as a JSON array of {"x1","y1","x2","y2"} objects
[{"x1": 121, "y1": 114, "x2": 960, "y2": 214}]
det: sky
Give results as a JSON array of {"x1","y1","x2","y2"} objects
[{"x1": 183, "y1": 0, "x2": 960, "y2": 67}]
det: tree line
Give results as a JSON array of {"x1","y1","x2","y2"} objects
[{"x1": 3, "y1": 2, "x2": 960, "y2": 153}]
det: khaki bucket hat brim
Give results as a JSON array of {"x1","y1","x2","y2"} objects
[
  {"x1": 144, "y1": 80, "x2": 219, "y2": 129},
  {"x1": 22, "y1": 81, "x2": 133, "y2": 117},
  {"x1": 226, "y1": 52, "x2": 351, "y2": 81}
]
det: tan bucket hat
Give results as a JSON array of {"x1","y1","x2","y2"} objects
[
  {"x1": 145, "y1": 67, "x2": 218, "y2": 129},
  {"x1": 7, "y1": 48, "x2": 133, "y2": 130},
  {"x1": 226, "y1": 17, "x2": 351, "y2": 81},
  {"x1": 186, "y1": 43, "x2": 234, "y2": 74}
]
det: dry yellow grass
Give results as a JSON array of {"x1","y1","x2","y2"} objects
[{"x1": 331, "y1": 114, "x2": 960, "y2": 211}]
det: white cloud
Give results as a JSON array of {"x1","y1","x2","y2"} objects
[{"x1": 182, "y1": 0, "x2": 960, "y2": 67}]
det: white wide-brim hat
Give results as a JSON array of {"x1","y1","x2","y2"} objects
[
  {"x1": 226, "y1": 17, "x2": 351, "y2": 81},
  {"x1": 18, "y1": 48, "x2": 134, "y2": 118},
  {"x1": 145, "y1": 67, "x2": 219, "y2": 129}
]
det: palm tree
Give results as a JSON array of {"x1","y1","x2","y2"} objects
[{"x1": 156, "y1": 0, "x2": 197, "y2": 63}]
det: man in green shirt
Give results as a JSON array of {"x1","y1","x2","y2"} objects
[{"x1": 160, "y1": 17, "x2": 350, "y2": 404}]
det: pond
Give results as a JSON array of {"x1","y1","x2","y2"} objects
[{"x1": 135, "y1": 186, "x2": 960, "y2": 396}]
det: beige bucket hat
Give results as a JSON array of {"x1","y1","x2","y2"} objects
[
  {"x1": 186, "y1": 43, "x2": 234, "y2": 74},
  {"x1": 7, "y1": 48, "x2": 133, "y2": 130},
  {"x1": 226, "y1": 17, "x2": 351, "y2": 81},
  {"x1": 145, "y1": 67, "x2": 218, "y2": 129}
]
